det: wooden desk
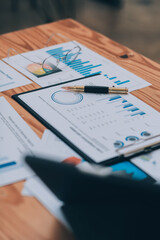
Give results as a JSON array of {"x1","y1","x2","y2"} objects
[{"x1": 0, "y1": 19, "x2": 160, "y2": 240}]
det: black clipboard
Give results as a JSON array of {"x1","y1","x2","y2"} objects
[
  {"x1": 12, "y1": 77, "x2": 160, "y2": 165},
  {"x1": 12, "y1": 88, "x2": 102, "y2": 164}
]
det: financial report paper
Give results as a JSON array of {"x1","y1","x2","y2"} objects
[
  {"x1": 4, "y1": 41, "x2": 150, "y2": 91},
  {"x1": 0, "y1": 97, "x2": 41, "y2": 186},
  {"x1": 16, "y1": 75, "x2": 160, "y2": 163},
  {"x1": 41, "y1": 129, "x2": 82, "y2": 163},
  {"x1": 0, "y1": 61, "x2": 31, "y2": 92},
  {"x1": 132, "y1": 149, "x2": 160, "y2": 181}
]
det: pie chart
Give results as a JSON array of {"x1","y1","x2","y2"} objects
[{"x1": 51, "y1": 90, "x2": 83, "y2": 105}]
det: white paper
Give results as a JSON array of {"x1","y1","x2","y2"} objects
[
  {"x1": 132, "y1": 149, "x2": 160, "y2": 181},
  {"x1": 17, "y1": 75, "x2": 160, "y2": 163},
  {"x1": 23, "y1": 176, "x2": 71, "y2": 230},
  {"x1": 21, "y1": 186, "x2": 32, "y2": 196},
  {"x1": 41, "y1": 130, "x2": 150, "y2": 181},
  {"x1": 41, "y1": 129, "x2": 83, "y2": 164},
  {"x1": 0, "y1": 61, "x2": 31, "y2": 92},
  {"x1": 4, "y1": 41, "x2": 150, "y2": 91},
  {"x1": 0, "y1": 97, "x2": 42, "y2": 186}
]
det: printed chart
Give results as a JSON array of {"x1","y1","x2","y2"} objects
[
  {"x1": 0, "y1": 97, "x2": 41, "y2": 186},
  {"x1": 46, "y1": 47, "x2": 102, "y2": 77},
  {"x1": 0, "y1": 61, "x2": 31, "y2": 92},
  {"x1": 4, "y1": 41, "x2": 150, "y2": 90},
  {"x1": 41, "y1": 129, "x2": 150, "y2": 181},
  {"x1": 51, "y1": 90, "x2": 83, "y2": 105},
  {"x1": 17, "y1": 76, "x2": 160, "y2": 163}
]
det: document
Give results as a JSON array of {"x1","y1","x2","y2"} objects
[
  {"x1": 0, "y1": 97, "x2": 42, "y2": 186},
  {"x1": 15, "y1": 75, "x2": 160, "y2": 163},
  {"x1": 4, "y1": 41, "x2": 150, "y2": 91},
  {"x1": 41, "y1": 129, "x2": 159, "y2": 182},
  {"x1": 33, "y1": 128, "x2": 151, "y2": 181},
  {"x1": 0, "y1": 61, "x2": 31, "y2": 92},
  {"x1": 132, "y1": 149, "x2": 160, "y2": 181},
  {"x1": 41, "y1": 129, "x2": 82, "y2": 164}
]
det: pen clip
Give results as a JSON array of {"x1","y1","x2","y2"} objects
[{"x1": 116, "y1": 134, "x2": 160, "y2": 159}]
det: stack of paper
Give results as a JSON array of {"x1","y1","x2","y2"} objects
[
  {"x1": 0, "y1": 97, "x2": 39, "y2": 186},
  {"x1": 0, "y1": 61, "x2": 31, "y2": 92}
]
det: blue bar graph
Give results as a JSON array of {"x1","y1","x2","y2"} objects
[
  {"x1": 108, "y1": 95, "x2": 122, "y2": 101},
  {"x1": 131, "y1": 112, "x2": 146, "y2": 117},
  {"x1": 121, "y1": 102, "x2": 145, "y2": 117},
  {"x1": 97, "y1": 94, "x2": 146, "y2": 118},
  {"x1": 128, "y1": 107, "x2": 139, "y2": 112},
  {"x1": 46, "y1": 47, "x2": 102, "y2": 77},
  {"x1": 106, "y1": 95, "x2": 146, "y2": 118},
  {"x1": 123, "y1": 103, "x2": 133, "y2": 108},
  {"x1": 121, "y1": 101, "x2": 146, "y2": 117},
  {"x1": 0, "y1": 161, "x2": 16, "y2": 169},
  {"x1": 109, "y1": 77, "x2": 117, "y2": 80},
  {"x1": 104, "y1": 74, "x2": 131, "y2": 86},
  {"x1": 116, "y1": 80, "x2": 130, "y2": 85}
]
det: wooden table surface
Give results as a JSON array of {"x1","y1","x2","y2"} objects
[{"x1": 0, "y1": 18, "x2": 160, "y2": 240}]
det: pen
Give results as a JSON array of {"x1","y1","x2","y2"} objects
[{"x1": 62, "y1": 86, "x2": 128, "y2": 94}]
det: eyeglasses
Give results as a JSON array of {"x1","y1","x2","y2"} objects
[{"x1": 7, "y1": 33, "x2": 82, "y2": 76}]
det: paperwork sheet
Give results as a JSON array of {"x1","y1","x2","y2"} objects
[
  {"x1": 4, "y1": 41, "x2": 150, "y2": 91},
  {"x1": 15, "y1": 75, "x2": 160, "y2": 163},
  {"x1": 0, "y1": 97, "x2": 41, "y2": 186},
  {"x1": 0, "y1": 61, "x2": 31, "y2": 92},
  {"x1": 34, "y1": 129, "x2": 152, "y2": 181},
  {"x1": 41, "y1": 129, "x2": 82, "y2": 164},
  {"x1": 132, "y1": 149, "x2": 160, "y2": 181},
  {"x1": 41, "y1": 129, "x2": 160, "y2": 182}
]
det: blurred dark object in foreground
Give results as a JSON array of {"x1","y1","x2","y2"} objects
[{"x1": 26, "y1": 156, "x2": 160, "y2": 240}]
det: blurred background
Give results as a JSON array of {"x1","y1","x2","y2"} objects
[{"x1": 0, "y1": 0, "x2": 159, "y2": 63}]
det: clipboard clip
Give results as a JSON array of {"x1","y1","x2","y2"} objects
[{"x1": 116, "y1": 134, "x2": 160, "y2": 160}]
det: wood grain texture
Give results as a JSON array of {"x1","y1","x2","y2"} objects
[
  {"x1": 0, "y1": 182, "x2": 74, "y2": 240},
  {"x1": 0, "y1": 18, "x2": 160, "y2": 240}
]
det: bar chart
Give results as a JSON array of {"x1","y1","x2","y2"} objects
[
  {"x1": 0, "y1": 160, "x2": 17, "y2": 170},
  {"x1": 97, "y1": 95, "x2": 146, "y2": 118},
  {"x1": 104, "y1": 73, "x2": 130, "y2": 86},
  {"x1": 46, "y1": 47, "x2": 102, "y2": 77}
]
